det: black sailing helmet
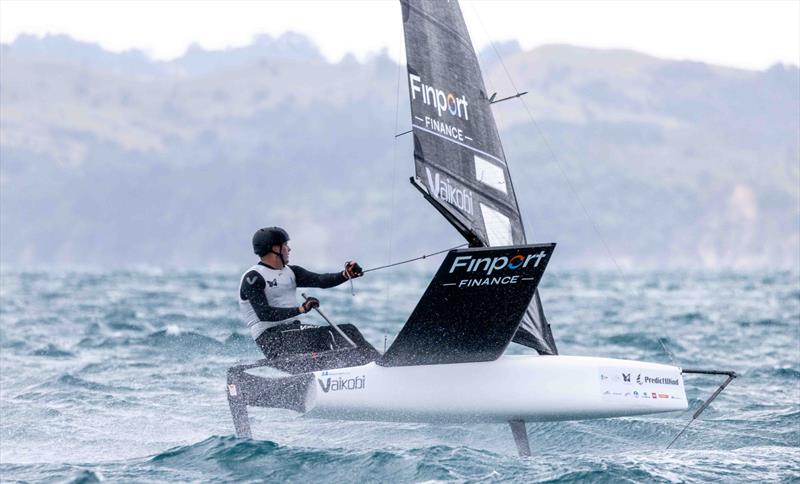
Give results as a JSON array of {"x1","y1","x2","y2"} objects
[{"x1": 252, "y1": 227, "x2": 289, "y2": 257}]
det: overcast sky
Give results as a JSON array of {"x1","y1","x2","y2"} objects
[{"x1": 1, "y1": 0, "x2": 798, "y2": 71}]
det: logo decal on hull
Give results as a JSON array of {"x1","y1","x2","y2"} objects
[
  {"x1": 600, "y1": 367, "x2": 683, "y2": 402},
  {"x1": 318, "y1": 375, "x2": 366, "y2": 393},
  {"x1": 643, "y1": 376, "x2": 679, "y2": 386}
]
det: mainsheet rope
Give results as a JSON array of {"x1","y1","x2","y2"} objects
[{"x1": 364, "y1": 243, "x2": 468, "y2": 274}]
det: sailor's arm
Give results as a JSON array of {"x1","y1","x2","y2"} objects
[
  {"x1": 291, "y1": 262, "x2": 364, "y2": 288},
  {"x1": 240, "y1": 270, "x2": 307, "y2": 319},
  {"x1": 291, "y1": 265, "x2": 348, "y2": 288}
]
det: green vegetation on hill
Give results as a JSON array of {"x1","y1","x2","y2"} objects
[{"x1": 1, "y1": 34, "x2": 797, "y2": 269}]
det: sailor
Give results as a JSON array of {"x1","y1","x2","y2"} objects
[{"x1": 239, "y1": 226, "x2": 375, "y2": 360}]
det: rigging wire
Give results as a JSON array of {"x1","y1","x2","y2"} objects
[
  {"x1": 468, "y1": 3, "x2": 643, "y2": 299},
  {"x1": 473, "y1": 25, "x2": 545, "y2": 244},
  {"x1": 380, "y1": 19, "x2": 406, "y2": 305}
]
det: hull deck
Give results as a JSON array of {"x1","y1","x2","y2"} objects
[
  {"x1": 305, "y1": 355, "x2": 688, "y2": 423},
  {"x1": 227, "y1": 354, "x2": 688, "y2": 429}
]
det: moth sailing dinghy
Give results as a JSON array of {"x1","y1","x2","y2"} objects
[{"x1": 227, "y1": 0, "x2": 735, "y2": 455}]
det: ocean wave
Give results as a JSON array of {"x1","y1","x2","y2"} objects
[
  {"x1": 76, "y1": 328, "x2": 230, "y2": 354},
  {"x1": 56, "y1": 374, "x2": 135, "y2": 392},
  {"x1": 735, "y1": 318, "x2": 787, "y2": 327},
  {"x1": 146, "y1": 328, "x2": 224, "y2": 349},
  {"x1": 2, "y1": 438, "x2": 798, "y2": 483},
  {"x1": 30, "y1": 344, "x2": 75, "y2": 358},
  {"x1": 0, "y1": 465, "x2": 104, "y2": 484},
  {"x1": 743, "y1": 366, "x2": 800, "y2": 380},
  {"x1": 150, "y1": 435, "x2": 280, "y2": 463},
  {"x1": 146, "y1": 437, "x2": 528, "y2": 483}
]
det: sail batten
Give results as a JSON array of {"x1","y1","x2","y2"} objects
[
  {"x1": 401, "y1": 0, "x2": 557, "y2": 355},
  {"x1": 411, "y1": 124, "x2": 506, "y2": 166}
]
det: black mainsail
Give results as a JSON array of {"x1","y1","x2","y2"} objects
[{"x1": 400, "y1": 0, "x2": 557, "y2": 355}]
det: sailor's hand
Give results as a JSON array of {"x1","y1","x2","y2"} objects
[
  {"x1": 300, "y1": 297, "x2": 320, "y2": 313},
  {"x1": 343, "y1": 261, "x2": 363, "y2": 279}
]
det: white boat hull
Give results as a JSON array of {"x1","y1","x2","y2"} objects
[{"x1": 304, "y1": 355, "x2": 687, "y2": 423}]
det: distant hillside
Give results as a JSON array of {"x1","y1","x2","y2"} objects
[{"x1": 1, "y1": 33, "x2": 798, "y2": 270}]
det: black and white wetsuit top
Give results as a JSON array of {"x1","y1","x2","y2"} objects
[{"x1": 238, "y1": 262, "x2": 347, "y2": 339}]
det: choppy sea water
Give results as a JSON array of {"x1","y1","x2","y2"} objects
[{"x1": 1, "y1": 267, "x2": 798, "y2": 483}]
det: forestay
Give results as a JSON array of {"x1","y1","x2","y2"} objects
[{"x1": 400, "y1": 0, "x2": 558, "y2": 355}]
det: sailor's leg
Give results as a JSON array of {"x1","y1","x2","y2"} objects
[
  {"x1": 255, "y1": 322, "x2": 380, "y2": 366},
  {"x1": 294, "y1": 325, "x2": 339, "y2": 353},
  {"x1": 256, "y1": 322, "x2": 328, "y2": 359},
  {"x1": 254, "y1": 326, "x2": 289, "y2": 360}
]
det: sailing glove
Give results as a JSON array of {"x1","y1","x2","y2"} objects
[
  {"x1": 301, "y1": 297, "x2": 320, "y2": 313},
  {"x1": 344, "y1": 261, "x2": 364, "y2": 279}
]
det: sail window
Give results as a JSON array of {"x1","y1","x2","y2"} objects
[
  {"x1": 480, "y1": 203, "x2": 513, "y2": 246},
  {"x1": 474, "y1": 155, "x2": 508, "y2": 194}
]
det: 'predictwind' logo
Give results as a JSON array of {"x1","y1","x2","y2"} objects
[
  {"x1": 409, "y1": 74, "x2": 469, "y2": 120},
  {"x1": 643, "y1": 376, "x2": 679, "y2": 386}
]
